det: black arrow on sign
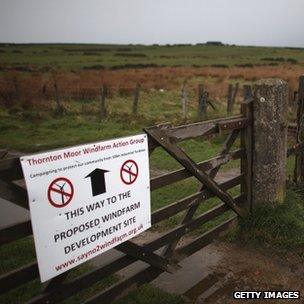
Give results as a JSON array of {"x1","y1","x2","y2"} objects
[{"x1": 85, "y1": 168, "x2": 109, "y2": 196}]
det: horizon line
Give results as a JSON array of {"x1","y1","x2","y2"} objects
[{"x1": 0, "y1": 41, "x2": 303, "y2": 49}]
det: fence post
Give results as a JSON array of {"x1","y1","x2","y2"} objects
[
  {"x1": 293, "y1": 91, "x2": 298, "y2": 106},
  {"x1": 132, "y1": 82, "x2": 140, "y2": 115},
  {"x1": 289, "y1": 90, "x2": 295, "y2": 109},
  {"x1": 232, "y1": 82, "x2": 239, "y2": 106},
  {"x1": 243, "y1": 84, "x2": 252, "y2": 100},
  {"x1": 13, "y1": 76, "x2": 20, "y2": 102},
  {"x1": 294, "y1": 75, "x2": 304, "y2": 182},
  {"x1": 181, "y1": 79, "x2": 188, "y2": 119},
  {"x1": 227, "y1": 83, "x2": 239, "y2": 113},
  {"x1": 42, "y1": 84, "x2": 47, "y2": 99},
  {"x1": 227, "y1": 84, "x2": 233, "y2": 113},
  {"x1": 252, "y1": 79, "x2": 288, "y2": 206},
  {"x1": 198, "y1": 84, "x2": 207, "y2": 120},
  {"x1": 100, "y1": 84, "x2": 108, "y2": 119},
  {"x1": 53, "y1": 80, "x2": 64, "y2": 115}
]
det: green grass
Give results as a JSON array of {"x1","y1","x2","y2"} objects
[
  {"x1": 0, "y1": 85, "x2": 232, "y2": 152},
  {"x1": 0, "y1": 112, "x2": 140, "y2": 152},
  {"x1": 231, "y1": 188, "x2": 304, "y2": 257},
  {"x1": 0, "y1": 237, "x2": 185, "y2": 304},
  {"x1": 0, "y1": 42, "x2": 301, "y2": 303},
  {"x1": 0, "y1": 43, "x2": 303, "y2": 70},
  {"x1": 0, "y1": 105, "x2": 236, "y2": 176},
  {"x1": 0, "y1": 237, "x2": 118, "y2": 304},
  {"x1": 0, "y1": 237, "x2": 36, "y2": 275},
  {"x1": 0, "y1": 236, "x2": 177, "y2": 304},
  {"x1": 0, "y1": 269, "x2": 117, "y2": 304}
]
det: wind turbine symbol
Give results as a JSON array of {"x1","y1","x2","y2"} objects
[
  {"x1": 55, "y1": 182, "x2": 67, "y2": 205},
  {"x1": 125, "y1": 163, "x2": 134, "y2": 183},
  {"x1": 120, "y1": 159, "x2": 139, "y2": 185},
  {"x1": 48, "y1": 177, "x2": 74, "y2": 208}
]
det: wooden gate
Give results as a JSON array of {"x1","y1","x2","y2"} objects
[{"x1": 0, "y1": 100, "x2": 253, "y2": 303}]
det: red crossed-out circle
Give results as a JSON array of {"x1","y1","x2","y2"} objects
[
  {"x1": 47, "y1": 177, "x2": 74, "y2": 208},
  {"x1": 120, "y1": 160, "x2": 139, "y2": 185}
]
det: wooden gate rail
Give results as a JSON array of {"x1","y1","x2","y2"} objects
[
  {"x1": 0, "y1": 172, "x2": 243, "y2": 248},
  {"x1": 0, "y1": 174, "x2": 243, "y2": 297},
  {"x1": 0, "y1": 106, "x2": 252, "y2": 303},
  {"x1": 0, "y1": 148, "x2": 244, "y2": 218},
  {"x1": 145, "y1": 127, "x2": 246, "y2": 217},
  {"x1": 155, "y1": 128, "x2": 243, "y2": 258},
  {"x1": 83, "y1": 217, "x2": 238, "y2": 304}
]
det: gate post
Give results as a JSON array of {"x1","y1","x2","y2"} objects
[
  {"x1": 294, "y1": 75, "x2": 304, "y2": 182},
  {"x1": 252, "y1": 79, "x2": 288, "y2": 206}
]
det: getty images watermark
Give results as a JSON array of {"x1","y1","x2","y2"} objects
[{"x1": 233, "y1": 291, "x2": 300, "y2": 300}]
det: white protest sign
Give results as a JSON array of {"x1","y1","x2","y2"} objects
[{"x1": 20, "y1": 134, "x2": 151, "y2": 282}]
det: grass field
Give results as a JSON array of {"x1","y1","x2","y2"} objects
[
  {"x1": 0, "y1": 44, "x2": 302, "y2": 143},
  {"x1": 231, "y1": 187, "x2": 304, "y2": 258},
  {"x1": 1, "y1": 43, "x2": 304, "y2": 70},
  {"x1": 0, "y1": 43, "x2": 302, "y2": 303},
  {"x1": 1, "y1": 43, "x2": 302, "y2": 145}
]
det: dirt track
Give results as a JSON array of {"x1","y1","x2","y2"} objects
[
  {"x1": 199, "y1": 242, "x2": 304, "y2": 304},
  {"x1": 114, "y1": 227, "x2": 304, "y2": 303}
]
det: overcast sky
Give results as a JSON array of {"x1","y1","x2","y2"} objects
[{"x1": 1, "y1": 0, "x2": 304, "y2": 47}]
